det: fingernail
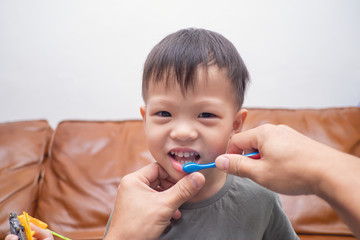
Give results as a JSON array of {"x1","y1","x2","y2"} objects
[
  {"x1": 189, "y1": 174, "x2": 201, "y2": 189},
  {"x1": 216, "y1": 156, "x2": 229, "y2": 171}
]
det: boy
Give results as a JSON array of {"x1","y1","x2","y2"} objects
[{"x1": 139, "y1": 28, "x2": 298, "y2": 239}]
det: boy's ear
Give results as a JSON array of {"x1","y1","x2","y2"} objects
[
  {"x1": 140, "y1": 106, "x2": 146, "y2": 122},
  {"x1": 233, "y1": 109, "x2": 247, "y2": 133}
]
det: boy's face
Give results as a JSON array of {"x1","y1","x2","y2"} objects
[{"x1": 141, "y1": 66, "x2": 247, "y2": 181}]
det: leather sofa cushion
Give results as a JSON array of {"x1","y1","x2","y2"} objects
[{"x1": 0, "y1": 120, "x2": 52, "y2": 238}]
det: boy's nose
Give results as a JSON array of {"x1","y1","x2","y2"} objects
[{"x1": 170, "y1": 123, "x2": 198, "y2": 142}]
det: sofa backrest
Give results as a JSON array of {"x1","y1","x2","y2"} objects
[
  {"x1": 36, "y1": 107, "x2": 359, "y2": 239},
  {"x1": 0, "y1": 120, "x2": 52, "y2": 238},
  {"x1": 0, "y1": 107, "x2": 359, "y2": 239}
]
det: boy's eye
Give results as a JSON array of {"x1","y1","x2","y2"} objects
[
  {"x1": 155, "y1": 111, "x2": 172, "y2": 117},
  {"x1": 198, "y1": 112, "x2": 216, "y2": 118}
]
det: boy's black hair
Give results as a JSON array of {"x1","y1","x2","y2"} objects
[{"x1": 142, "y1": 28, "x2": 249, "y2": 108}]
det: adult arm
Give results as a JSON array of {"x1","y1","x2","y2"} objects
[{"x1": 216, "y1": 124, "x2": 360, "y2": 238}]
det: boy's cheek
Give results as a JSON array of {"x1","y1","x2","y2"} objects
[
  {"x1": 146, "y1": 131, "x2": 163, "y2": 145},
  {"x1": 208, "y1": 137, "x2": 231, "y2": 156}
]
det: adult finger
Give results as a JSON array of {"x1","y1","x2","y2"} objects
[
  {"x1": 215, "y1": 154, "x2": 261, "y2": 180},
  {"x1": 164, "y1": 172, "x2": 205, "y2": 208},
  {"x1": 227, "y1": 127, "x2": 262, "y2": 154},
  {"x1": 31, "y1": 223, "x2": 54, "y2": 240},
  {"x1": 134, "y1": 163, "x2": 172, "y2": 188}
]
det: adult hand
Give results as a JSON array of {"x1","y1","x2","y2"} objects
[
  {"x1": 216, "y1": 124, "x2": 324, "y2": 195},
  {"x1": 104, "y1": 163, "x2": 205, "y2": 240},
  {"x1": 215, "y1": 124, "x2": 360, "y2": 238}
]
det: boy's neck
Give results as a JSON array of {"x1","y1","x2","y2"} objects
[{"x1": 187, "y1": 170, "x2": 228, "y2": 203}]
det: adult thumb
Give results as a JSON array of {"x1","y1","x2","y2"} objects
[
  {"x1": 166, "y1": 172, "x2": 205, "y2": 208},
  {"x1": 216, "y1": 154, "x2": 259, "y2": 179}
]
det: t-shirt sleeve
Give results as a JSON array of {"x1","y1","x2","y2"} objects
[{"x1": 262, "y1": 194, "x2": 299, "y2": 240}]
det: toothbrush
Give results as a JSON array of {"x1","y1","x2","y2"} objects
[{"x1": 182, "y1": 151, "x2": 260, "y2": 173}]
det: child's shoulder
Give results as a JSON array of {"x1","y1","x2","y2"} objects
[{"x1": 229, "y1": 174, "x2": 279, "y2": 203}]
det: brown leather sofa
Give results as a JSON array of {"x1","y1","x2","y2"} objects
[{"x1": 1, "y1": 107, "x2": 359, "y2": 240}]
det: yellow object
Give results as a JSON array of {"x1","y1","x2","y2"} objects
[
  {"x1": 17, "y1": 211, "x2": 71, "y2": 240},
  {"x1": 18, "y1": 212, "x2": 48, "y2": 230},
  {"x1": 17, "y1": 212, "x2": 36, "y2": 240}
]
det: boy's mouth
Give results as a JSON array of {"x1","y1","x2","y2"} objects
[{"x1": 168, "y1": 150, "x2": 200, "y2": 165}]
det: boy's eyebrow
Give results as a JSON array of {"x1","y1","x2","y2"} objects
[
  {"x1": 192, "y1": 98, "x2": 229, "y2": 108},
  {"x1": 147, "y1": 97, "x2": 230, "y2": 110},
  {"x1": 146, "y1": 97, "x2": 177, "y2": 106},
  {"x1": 195, "y1": 98, "x2": 228, "y2": 104}
]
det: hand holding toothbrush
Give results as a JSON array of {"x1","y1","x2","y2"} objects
[{"x1": 215, "y1": 124, "x2": 360, "y2": 238}]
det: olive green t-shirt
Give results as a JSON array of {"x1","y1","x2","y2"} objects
[
  {"x1": 105, "y1": 174, "x2": 299, "y2": 240},
  {"x1": 159, "y1": 174, "x2": 298, "y2": 240}
]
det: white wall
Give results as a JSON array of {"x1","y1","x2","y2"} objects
[{"x1": 1, "y1": 0, "x2": 359, "y2": 127}]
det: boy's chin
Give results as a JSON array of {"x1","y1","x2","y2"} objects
[{"x1": 164, "y1": 168, "x2": 188, "y2": 183}]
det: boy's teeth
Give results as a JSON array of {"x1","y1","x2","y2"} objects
[
  {"x1": 173, "y1": 151, "x2": 199, "y2": 157},
  {"x1": 170, "y1": 151, "x2": 200, "y2": 164}
]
